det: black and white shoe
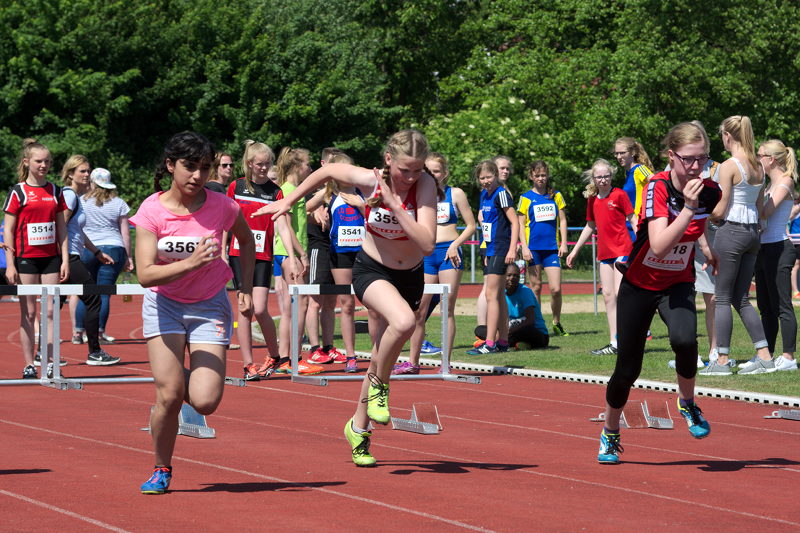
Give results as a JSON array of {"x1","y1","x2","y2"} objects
[
  {"x1": 34, "y1": 353, "x2": 67, "y2": 367},
  {"x1": 590, "y1": 344, "x2": 618, "y2": 356},
  {"x1": 22, "y1": 364, "x2": 37, "y2": 379},
  {"x1": 86, "y1": 350, "x2": 121, "y2": 366}
]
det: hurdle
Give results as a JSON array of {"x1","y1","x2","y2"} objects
[
  {"x1": 286, "y1": 283, "x2": 480, "y2": 386},
  {"x1": 0, "y1": 283, "x2": 245, "y2": 388}
]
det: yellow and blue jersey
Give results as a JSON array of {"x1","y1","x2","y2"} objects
[
  {"x1": 622, "y1": 164, "x2": 654, "y2": 216},
  {"x1": 517, "y1": 189, "x2": 565, "y2": 250}
]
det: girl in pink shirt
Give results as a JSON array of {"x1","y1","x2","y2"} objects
[{"x1": 131, "y1": 132, "x2": 257, "y2": 495}]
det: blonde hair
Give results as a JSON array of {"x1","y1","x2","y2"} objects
[
  {"x1": 614, "y1": 137, "x2": 653, "y2": 171},
  {"x1": 275, "y1": 147, "x2": 310, "y2": 185},
  {"x1": 581, "y1": 159, "x2": 617, "y2": 198},
  {"x1": 366, "y1": 129, "x2": 430, "y2": 208},
  {"x1": 17, "y1": 138, "x2": 50, "y2": 182},
  {"x1": 323, "y1": 151, "x2": 354, "y2": 202},
  {"x1": 85, "y1": 184, "x2": 118, "y2": 207},
  {"x1": 760, "y1": 139, "x2": 798, "y2": 183},
  {"x1": 720, "y1": 115, "x2": 758, "y2": 174},
  {"x1": 662, "y1": 121, "x2": 710, "y2": 159},
  {"x1": 61, "y1": 155, "x2": 89, "y2": 187},
  {"x1": 242, "y1": 140, "x2": 274, "y2": 193}
]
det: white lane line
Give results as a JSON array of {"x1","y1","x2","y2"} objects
[
  {"x1": 0, "y1": 419, "x2": 494, "y2": 532},
  {"x1": 0, "y1": 489, "x2": 132, "y2": 532}
]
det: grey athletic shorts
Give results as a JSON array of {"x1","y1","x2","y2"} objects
[{"x1": 142, "y1": 287, "x2": 232, "y2": 345}]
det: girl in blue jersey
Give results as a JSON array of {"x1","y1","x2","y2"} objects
[
  {"x1": 401, "y1": 153, "x2": 476, "y2": 373},
  {"x1": 325, "y1": 152, "x2": 364, "y2": 370},
  {"x1": 467, "y1": 160, "x2": 519, "y2": 355},
  {"x1": 517, "y1": 160, "x2": 569, "y2": 336}
]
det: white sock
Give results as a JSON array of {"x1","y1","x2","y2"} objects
[{"x1": 351, "y1": 421, "x2": 367, "y2": 434}]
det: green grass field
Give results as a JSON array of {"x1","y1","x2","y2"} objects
[{"x1": 341, "y1": 297, "x2": 800, "y2": 399}]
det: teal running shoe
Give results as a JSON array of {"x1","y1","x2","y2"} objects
[
  {"x1": 597, "y1": 430, "x2": 623, "y2": 464},
  {"x1": 677, "y1": 399, "x2": 710, "y2": 439}
]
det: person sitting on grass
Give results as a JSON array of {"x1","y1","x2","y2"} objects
[{"x1": 475, "y1": 262, "x2": 549, "y2": 350}]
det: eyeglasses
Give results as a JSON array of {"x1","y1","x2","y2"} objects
[
  {"x1": 594, "y1": 174, "x2": 612, "y2": 180},
  {"x1": 757, "y1": 152, "x2": 771, "y2": 159},
  {"x1": 220, "y1": 163, "x2": 234, "y2": 168},
  {"x1": 673, "y1": 153, "x2": 710, "y2": 167}
]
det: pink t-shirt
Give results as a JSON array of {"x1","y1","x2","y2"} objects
[{"x1": 130, "y1": 191, "x2": 240, "y2": 303}]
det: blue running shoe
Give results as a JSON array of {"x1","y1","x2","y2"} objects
[
  {"x1": 677, "y1": 399, "x2": 710, "y2": 439},
  {"x1": 420, "y1": 340, "x2": 442, "y2": 355},
  {"x1": 466, "y1": 342, "x2": 498, "y2": 356},
  {"x1": 597, "y1": 430, "x2": 623, "y2": 464},
  {"x1": 141, "y1": 466, "x2": 172, "y2": 494}
]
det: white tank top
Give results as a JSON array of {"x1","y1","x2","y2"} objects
[
  {"x1": 725, "y1": 157, "x2": 763, "y2": 224},
  {"x1": 761, "y1": 183, "x2": 794, "y2": 243}
]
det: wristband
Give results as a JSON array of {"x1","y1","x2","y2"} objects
[{"x1": 684, "y1": 204, "x2": 699, "y2": 212}]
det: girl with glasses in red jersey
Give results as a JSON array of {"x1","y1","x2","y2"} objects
[{"x1": 598, "y1": 122, "x2": 721, "y2": 464}]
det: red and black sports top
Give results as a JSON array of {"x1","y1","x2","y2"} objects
[
  {"x1": 364, "y1": 181, "x2": 418, "y2": 240},
  {"x1": 620, "y1": 172, "x2": 720, "y2": 291},
  {"x1": 3, "y1": 181, "x2": 66, "y2": 258}
]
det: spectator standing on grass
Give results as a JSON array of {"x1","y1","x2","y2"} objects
[
  {"x1": 205, "y1": 152, "x2": 234, "y2": 194},
  {"x1": 60, "y1": 155, "x2": 120, "y2": 366},
  {"x1": 133, "y1": 131, "x2": 255, "y2": 494},
  {"x1": 700, "y1": 115, "x2": 770, "y2": 376},
  {"x1": 304, "y1": 148, "x2": 349, "y2": 368},
  {"x1": 474, "y1": 155, "x2": 514, "y2": 338},
  {"x1": 75, "y1": 168, "x2": 133, "y2": 344},
  {"x1": 566, "y1": 159, "x2": 633, "y2": 356},
  {"x1": 467, "y1": 159, "x2": 519, "y2": 355},
  {"x1": 305, "y1": 150, "x2": 363, "y2": 371},
  {"x1": 399, "y1": 152, "x2": 476, "y2": 374},
  {"x1": 597, "y1": 121, "x2": 720, "y2": 464},
  {"x1": 4, "y1": 139, "x2": 69, "y2": 379},
  {"x1": 475, "y1": 262, "x2": 549, "y2": 349},
  {"x1": 253, "y1": 129, "x2": 437, "y2": 468},
  {"x1": 517, "y1": 160, "x2": 569, "y2": 337},
  {"x1": 613, "y1": 136, "x2": 654, "y2": 234},
  {"x1": 752, "y1": 140, "x2": 797, "y2": 371}
]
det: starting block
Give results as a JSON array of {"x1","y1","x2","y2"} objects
[
  {"x1": 143, "y1": 404, "x2": 216, "y2": 439},
  {"x1": 764, "y1": 409, "x2": 800, "y2": 421},
  {"x1": 590, "y1": 400, "x2": 673, "y2": 430},
  {"x1": 391, "y1": 403, "x2": 443, "y2": 435}
]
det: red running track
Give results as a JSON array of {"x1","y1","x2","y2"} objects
[{"x1": 1, "y1": 296, "x2": 798, "y2": 532}]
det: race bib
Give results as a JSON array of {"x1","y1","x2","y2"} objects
[
  {"x1": 533, "y1": 203, "x2": 556, "y2": 222},
  {"x1": 338, "y1": 226, "x2": 364, "y2": 247},
  {"x1": 157, "y1": 236, "x2": 204, "y2": 262},
  {"x1": 368, "y1": 206, "x2": 414, "y2": 239},
  {"x1": 27, "y1": 222, "x2": 55, "y2": 245},
  {"x1": 437, "y1": 202, "x2": 451, "y2": 224},
  {"x1": 482, "y1": 222, "x2": 493, "y2": 242},
  {"x1": 233, "y1": 229, "x2": 266, "y2": 253},
  {"x1": 642, "y1": 242, "x2": 692, "y2": 271}
]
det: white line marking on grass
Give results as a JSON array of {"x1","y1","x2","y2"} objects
[{"x1": 0, "y1": 489, "x2": 132, "y2": 532}]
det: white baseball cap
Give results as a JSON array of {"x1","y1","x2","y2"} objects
[{"x1": 90, "y1": 168, "x2": 116, "y2": 189}]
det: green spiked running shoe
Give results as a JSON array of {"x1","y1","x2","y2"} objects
[
  {"x1": 363, "y1": 373, "x2": 390, "y2": 424},
  {"x1": 552, "y1": 321, "x2": 569, "y2": 336},
  {"x1": 344, "y1": 418, "x2": 377, "y2": 467}
]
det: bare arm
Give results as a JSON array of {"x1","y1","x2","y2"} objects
[
  {"x1": 134, "y1": 227, "x2": 221, "y2": 288},
  {"x1": 503, "y1": 205, "x2": 520, "y2": 264},
  {"x1": 565, "y1": 222, "x2": 596, "y2": 268},
  {"x1": 56, "y1": 214, "x2": 70, "y2": 282},
  {"x1": 229, "y1": 211, "x2": 255, "y2": 317},
  {"x1": 119, "y1": 215, "x2": 134, "y2": 271},
  {"x1": 558, "y1": 209, "x2": 568, "y2": 257},
  {"x1": 762, "y1": 178, "x2": 793, "y2": 219},
  {"x1": 4, "y1": 213, "x2": 18, "y2": 284},
  {"x1": 451, "y1": 187, "x2": 477, "y2": 248}
]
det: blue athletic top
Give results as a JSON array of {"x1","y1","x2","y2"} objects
[
  {"x1": 517, "y1": 189, "x2": 566, "y2": 251},
  {"x1": 437, "y1": 186, "x2": 459, "y2": 226},
  {"x1": 329, "y1": 191, "x2": 366, "y2": 254},
  {"x1": 506, "y1": 284, "x2": 548, "y2": 336},
  {"x1": 789, "y1": 214, "x2": 800, "y2": 239},
  {"x1": 480, "y1": 185, "x2": 513, "y2": 257}
]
